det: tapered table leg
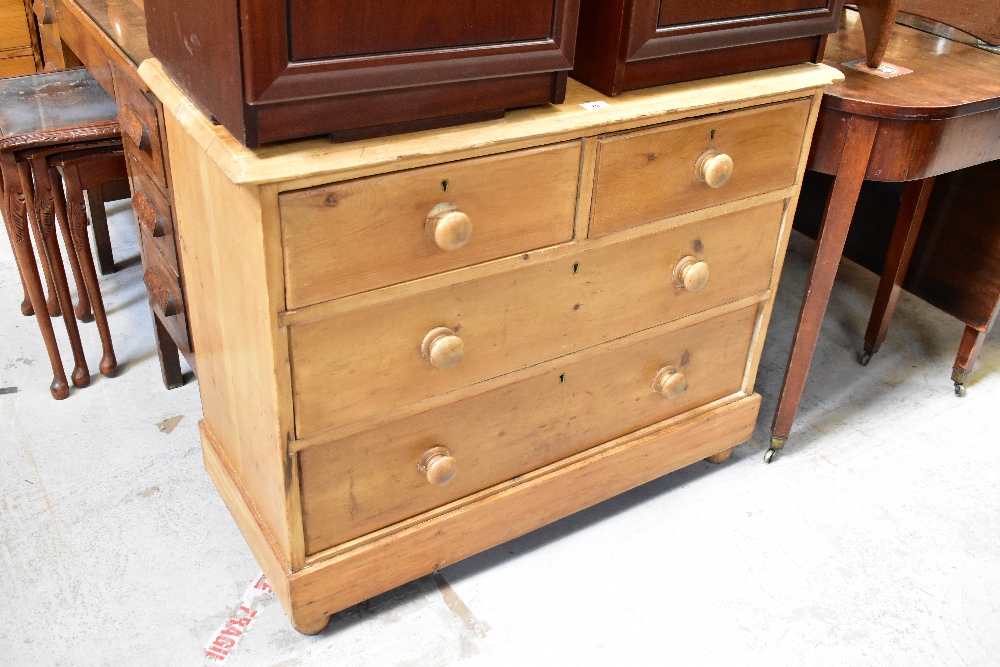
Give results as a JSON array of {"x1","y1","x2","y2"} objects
[
  {"x1": 861, "y1": 177, "x2": 936, "y2": 365},
  {"x1": 767, "y1": 114, "x2": 880, "y2": 462},
  {"x1": 951, "y1": 325, "x2": 987, "y2": 397}
]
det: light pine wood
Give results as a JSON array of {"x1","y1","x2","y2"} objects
[
  {"x1": 279, "y1": 187, "x2": 796, "y2": 329},
  {"x1": 421, "y1": 327, "x2": 465, "y2": 371},
  {"x1": 0, "y1": 0, "x2": 33, "y2": 52},
  {"x1": 740, "y1": 90, "x2": 826, "y2": 395},
  {"x1": 161, "y1": 110, "x2": 297, "y2": 566},
  {"x1": 418, "y1": 447, "x2": 459, "y2": 487},
  {"x1": 0, "y1": 54, "x2": 34, "y2": 76},
  {"x1": 298, "y1": 307, "x2": 756, "y2": 553},
  {"x1": 695, "y1": 150, "x2": 735, "y2": 189},
  {"x1": 140, "y1": 59, "x2": 841, "y2": 189},
  {"x1": 201, "y1": 421, "x2": 295, "y2": 616},
  {"x1": 143, "y1": 59, "x2": 837, "y2": 633},
  {"x1": 289, "y1": 395, "x2": 761, "y2": 630},
  {"x1": 279, "y1": 142, "x2": 580, "y2": 307},
  {"x1": 673, "y1": 256, "x2": 711, "y2": 292},
  {"x1": 652, "y1": 365, "x2": 688, "y2": 399},
  {"x1": 705, "y1": 447, "x2": 734, "y2": 464},
  {"x1": 289, "y1": 202, "x2": 784, "y2": 439},
  {"x1": 589, "y1": 98, "x2": 813, "y2": 238},
  {"x1": 291, "y1": 293, "x2": 770, "y2": 452},
  {"x1": 425, "y1": 208, "x2": 472, "y2": 252}
]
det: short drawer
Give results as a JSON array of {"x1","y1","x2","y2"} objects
[
  {"x1": 589, "y1": 98, "x2": 811, "y2": 237},
  {"x1": 115, "y1": 74, "x2": 167, "y2": 186},
  {"x1": 298, "y1": 305, "x2": 758, "y2": 554},
  {"x1": 280, "y1": 142, "x2": 582, "y2": 308},
  {"x1": 129, "y1": 153, "x2": 178, "y2": 274},
  {"x1": 289, "y1": 200, "x2": 784, "y2": 438}
]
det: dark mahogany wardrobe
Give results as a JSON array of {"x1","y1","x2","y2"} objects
[
  {"x1": 144, "y1": 0, "x2": 842, "y2": 146},
  {"x1": 573, "y1": 0, "x2": 844, "y2": 95},
  {"x1": 145, "y1": 0, "x2": 581, "y2": 146}
]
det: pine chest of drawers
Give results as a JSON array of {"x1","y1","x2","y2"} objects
[{"x1": 141, "y1": 58, "x2": 840, "y2": 633}]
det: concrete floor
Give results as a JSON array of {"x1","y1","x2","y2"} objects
[{"x1": 1, "y1": 201, "x2": 998, "y2": 666}]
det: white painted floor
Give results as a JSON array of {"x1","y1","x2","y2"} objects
[{"x1": 1, "y1": 202, "x2": 998, "y2": 666}]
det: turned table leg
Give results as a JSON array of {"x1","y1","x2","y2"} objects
[
  {"x1": 768, "y1": 114, "x2": 879, "y2": 463},
  {"x1": 2, "y1": 155, "x2": 69, "y2": 398},
  {"x1": 21, "y1": 159, "x2": 91, "y2": 389},
  {"x1": 55, "y1": 163, "x2": 118, "y2": 376},
  {"x1": 860, "y1": 177, "x2": 936, "y2": 366}
]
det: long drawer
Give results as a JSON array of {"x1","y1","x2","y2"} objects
[
  {"x1": 289, "y1": 200, "x2": 784, "y2": 438},
  {"x1": 298, "y1": 305, "x2": 758, "y2": 554},
  {"x1": 589, "y1": 98, "x2": 810, "y2": 237},
  {"x1": 280, "y1": 141, "x2": 582, "y2": 308}
]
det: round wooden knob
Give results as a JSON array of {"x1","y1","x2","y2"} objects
[
  {"x1": 419, "y1": 447, "x2": 458, "y2": 486},
  {"x1": 673, "y1": 256, "x2": 710, "y2": 292},
  {"x1": 652, "y1": 366, "x2": 688, "y2": 399},
  {"x1": 695, "y1": 150, "x2": 734, "y2": 188},
  {"x1": 426, "y1": 204, "x2": 472, "y2": 251},
  {"x1": 421, "y1": 326, "x2": 465, "y2": 370}
]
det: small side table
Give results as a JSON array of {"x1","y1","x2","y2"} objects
[
  {"x1": 0, "y1": 68, "x2": 125, "y2": 398},
  {"x1": 768, "y1": 10, "x2": 1000, "y2": 461}
]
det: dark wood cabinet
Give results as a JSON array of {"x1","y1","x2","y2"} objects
[
  {"x1": 144, "y1": 0, "x2": 580, "y2": 146},
  {"x1": 573, "y1": 0, "x2": 844, "y2": 95}
]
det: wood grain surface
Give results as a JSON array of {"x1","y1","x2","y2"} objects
[
  {"x1": 590, "y1": 98, "x2": 811, "y2": 236},
  {"x1": 289, "y1": 202, "x2": 784, "y2": 439},
  {"x1": 298, "y1": 306, "x2": 758, "y2": 554},
  {"x1": 279, "y1": 142, "x2": 581, "y2": 307}
]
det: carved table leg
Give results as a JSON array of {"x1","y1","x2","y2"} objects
[
  {"x1": 2, "y1": 155, "x2": 69, "y2": 398},
  {"x1": 768, "y1": 115, "x2": 880, "y2": 463},
  {"x1": 55, "y1": 163, "x2": 118, "y2": 376},
  {"x1": 29, "y1": 189, "x2": 62, "y2": 318},
  {"x1": 952, "y1": 325, "x2": 987, "y2": 397},
  {"x1": 861, "y1": 177, "x2": 936, "y2": 366},
  {"x1": 21, "y1": 159, "x2": 90, "y2": 389},
  {"x1": 2, "y1": 199, "x2": 35, "y2": 316},
  {"x1": 44, "y1": 165, "x2": 92, "y2": 321}
]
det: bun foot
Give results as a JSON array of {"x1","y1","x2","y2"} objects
[
  {"x1": 705, "y1": 447, "x2": 733, "y2": 464},
  {"x1": 290, "y1": 613, "x2": 330, "y2": 635},
  {"x1": 75, "y1": 301, "x2": 93, "y2": 322},
  {"x1": 21, "y1": 298, "x2": 33, "y2": 316},
  {"x1": 50, "y1": 379, "x2": 69, "y2": 400},
  {"x1": 71, "y1": 367, "x2": 91, "y2": 388},
  {"x1": 99, "y1": 355, "x2": 118, "y2": 377}
]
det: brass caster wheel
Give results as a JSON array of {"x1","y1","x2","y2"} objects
[
  {"x1": 764, "y1": 436, "x2": 785, "y2": 464},
  {"x1": 859, "y1": 352, "x2": 871, "y2": 366},
  {"x1": 955, "y1": 383, "x2": 967, "y2": 398}
]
